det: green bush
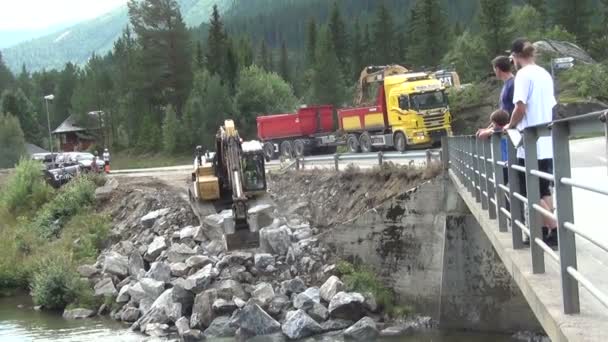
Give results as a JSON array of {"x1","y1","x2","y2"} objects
[
  {"x1": 561, "y1": 63, "x2": 608, "y2": 102},
  {"x1": 0, "y1": 158, "x2": 54, "y2": 216},
  {"x1": 61, "y1": 213, "x2": 110, "y2": 262},
  {"x1": 31, "y1": 255, "x2": 80, "y2": 310},
  {"x1": 66, "y1": 280, "x2": 102, "y2": 310},
  {"x1": 30, "y1": 177, "x2": 96, "y2": 238},
  {"x1": 0, "y1": 113, "x2": 27, "y2": 169},
  {"x1": 337, "y1": 260, "x2": 398, "y2": 315}
]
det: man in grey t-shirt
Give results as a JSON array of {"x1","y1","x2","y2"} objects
[{"x1": 505, "y1": 38, "x2": 558, "y2": 246}]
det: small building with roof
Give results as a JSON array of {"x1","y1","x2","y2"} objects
[{"x1": 52, "y1": 111, "x2": 102, "y2": 152}]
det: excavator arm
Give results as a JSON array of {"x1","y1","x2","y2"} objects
[{"x1": 354, "y1": 65, "x2": 409, "y2": 105}]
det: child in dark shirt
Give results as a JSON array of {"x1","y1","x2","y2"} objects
[{"x1": 490, "y1": 109, "x2": 510, "y2": 184}]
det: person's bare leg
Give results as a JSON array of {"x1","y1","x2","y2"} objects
[{"x1": 541, "y1": 196, "x2": 557, "y2": 230}]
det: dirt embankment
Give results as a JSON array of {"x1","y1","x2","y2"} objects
[{"x1": 267, "y1": 163, "x2": 442, "y2": 228}]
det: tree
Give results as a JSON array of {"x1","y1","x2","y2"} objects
[
  {"x1": 524, "y1": 0, "x2": 547, "y2": 29},
  {"x1": 509, "y1": 5, "x2": 543, "y2": 42},
  {"x1": 407, "y1": 0, "x2": 450, "y2": 67},
  {"x1": 0, "y1": 52, "x2": 14, "y2": 95},
  {"x1": 442, "y1": 31, "x2": 489, "y2": 82},
  {"x1": 53, "y1": 62, "x2": 78, "y2": 128},
  {"x1": 235, "y1": 36, "x2": 254, "y2": 68},
  {"x1": 195, "y1": 41, "x2": 204, "y2": 70},
  {"x1": 259, "y1": 40, "x2": 272, "y2": 71},
  {"x1": 479, "y1": 0, "x2": 513, "y2": 57},
  {"x1": 589, "y1": 0, "x2": 608, "y2": 60},
  {"x1": 1, "y1": 88, "x2": 42, "y2": 144},
  {"x1": 16, "y1": 65, "x2": 33, "y2": 99},
  {"x1": 554, "y1": 0, "x2": 592, "y2": 45},
  {"x1": 306, "y1": 18, "x2": 318, "y2": 67},
  {"x1": 372, "y1": 4, "x2": 396, "y2": 65},
  {"x1": 236, "y1": 65, "x2": 298, "y2": 138},
  {"x1": 311, "y1": 29, "x2": 347, "y2": 107},
  {"x1": 224, "y1": 40, "x2": 240, "y2": 92},
  {"x1": 128, "y1": 0, "x2": 192, "y2": 114},
  {"x1": 206, "y1": 5, "x2": 226, "y2": 75},
  {"x1": 351, "y1": 19, "x2": 365, "y2": 79},
  {"x1": 0, "y1": 112, "x2": 26, "y2": 168},
  {"x1": 279, "y1": 40, "x2": 290, "y2": 83},
  {"x1": 328, "y1": 2, "x2": 349, "y2": 73},
  {"x1": 162, "y1": 105, "x2": 179, "y2": 153}
]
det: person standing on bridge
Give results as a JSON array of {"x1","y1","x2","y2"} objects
[
  {"x1": 504, "y1": 38, "x2": 558, "y2": 246},
  {"x1": 477, "y1": 55, "x2": 515, "y2": 185}
]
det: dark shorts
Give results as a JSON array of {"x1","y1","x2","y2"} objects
[{"x1": 517, "y1": 158, "x2": 553, "y2": 198}]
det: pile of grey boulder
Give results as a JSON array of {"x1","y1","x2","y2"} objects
[{"x1": 67, "y1": 202, "x2": 429, "y2": 341}]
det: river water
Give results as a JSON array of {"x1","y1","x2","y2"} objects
[{"x1": 0, "y1": 295, "x2": 518, "y2": 342}]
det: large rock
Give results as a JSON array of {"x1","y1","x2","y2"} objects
[
  {"x1": 307, "y1": 302, "x2": 329, "y2": 322},
  {"x1": 254, "y1": 253, "x2": 275, "y2": 270},
  {"x1": 293, "y1": 287, "x2": 320, "y2": 310},
  {"x1": 328, "y1": 292, "x2": 365, "y2": 321},
  {"x1": 230, "y1": 301, "x2": 281, "y2": 337},
  {"x1": 259, "y1": 225, "x2": 291, "y2": 255},
  {"x1": 321, "y1": 319, "x2": 354, "y2": 332},
  {"x1": 116, "y1": 284, "x2": 131, "y2": 303},
  {"x1": 216, "y1": 279, "x2": 247, "y2": 301},
  {"x1": 140, "y1": 208, "x2": 170, "y2": 228},
  {"x1": 94, "y1": 278, "x2": 117, "y2": 297},
  {"x1": 247, "y1": 203, "x2": 274, "y2": 232},
  {"x1": 267, "y1": 294, "x2": 290, "y2": 317},
  {"x1": 179, "y1": 225, "x2": 205, "y2": 242},
  {"x1": 281, "y1": 309, "x2": 323, "y2": 340},
  {"x1": 191, "y1": 289, "x2": 218, "y2": 329},
  {"x1": 62, "y1": 308, "x2": 95, "y2": 320},
  {"x1": 320, "y1": 276, "x2": 344, "y2": 302},
  {"x1": 170, "y1": 262, "x2": 189, "y2": 277},
  {"x1": 102, "y1": 252, "x2": 129, "y2": 278},
  {"x1": 251, "y1": 282, "x2": 275, "y2": 307},
  {"x1": 171, "y1": 279, "x2": 194, "y2": 310},
  {"x1": 184, "y1": 264, "x2": 219, "y2": 293},
  {"x1": 344, "y1": 317, "x2": 378, "y2": 341},
  {"x1": 128, "y1": 250, "x2": 145, "y2": 276},
  {"x1": 186, "y1": 255, "x2": 214, "y2": 270},
  {"x1": 77, "y1": 264, "x2": 98, "y2": 278},
  {"x1": 204, "y1": 316, "x2": 238, "y2": 338},
  {"x1": 136, "y1": 289, "x2": 182, "y2": 328},
  {"x1": 280, "y1": 277, "x2": 306, "y2": 296},
  {"x1": 212, "y1": 298, "x2": 237, "y2": 315},
  {"x1": 145, "y1": 236, "x2": 168, "y2": 262},
  {"x1": 121, "y1": 307, "x2": 141, "y2": 322},
  {"x1": 142, "y1": 323, "x2": 170, "y2": 337},
  {"x1": 166, "y1": 243, "x2": 196, "y2": 263},
  {"x1": 146, "y1": 262, "x2": 171, "y2": 283},
  {"x1": 129, "y1": 278, "x2": 165, "y2": 304}
]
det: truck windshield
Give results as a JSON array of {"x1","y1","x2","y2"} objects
[{"x1": 411, "y1": 91, "x2": 447, "y2": 110}]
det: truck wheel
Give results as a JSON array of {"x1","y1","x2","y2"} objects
[
  {"x1": 263, "y1": 142, "x2": 275, "y2": 161},
  {"x1": 294, "y1": 140, "x2": 306, "y2": 157},
  {"x1": 280, "y1": 141, "x2": 294, "y2": 158},
  {"x1": 347, "y1": 135, "x2": 360, "y2": 153},
  {"x1": 359, "y1": 133, "x2": 373, "y2": 153},
  {"x1": 394, "y1": 132, "x2": 407, "y2": 152}
]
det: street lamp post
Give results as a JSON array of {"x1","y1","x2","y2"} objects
[{"x1": 44, "y1": 94, "x2": 55, "y2": 164}]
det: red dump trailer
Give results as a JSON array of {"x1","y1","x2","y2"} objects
[{"x1": 256, "y1": 105, "x2": 341, "y2": 160}]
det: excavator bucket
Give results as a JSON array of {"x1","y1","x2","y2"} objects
[{"x1": 225, "y1": 223, "x2": 260, "y2": 251}]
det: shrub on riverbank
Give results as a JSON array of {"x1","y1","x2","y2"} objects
[
  {"x1": 0, "y1": 159, "x2": 53, "y2": 216},
  {"x1": 31, "y1": 255, "x2": 81, "y2": 310}
]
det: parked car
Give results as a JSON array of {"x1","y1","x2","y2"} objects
[
  {"x1": 70, "y1": 152, "x2": 105, "y2": 172},
  {"x1": 44, "y1": 164, "x2": 80, "y2": 188}
]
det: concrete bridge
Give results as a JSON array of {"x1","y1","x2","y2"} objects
[{"x1": 445, "y1": 111, "x2": 608, "y2": 341}]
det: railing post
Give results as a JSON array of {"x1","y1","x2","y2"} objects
[
  {"x1": 442, "y1": 136, "x2": 449, "y2": 172},
  {"x1": 296, "y1": 157, "x2": 301, "y2": 170},
  {"x1": 508, "y1": 134, "x2": 524, "y2": 249},
  {"x1": 479, "y1": 138, "x2": 489, "y2": 211},
  {"x1": 378, "y1": 151, "x2": 383, "y2": 166},
  {"x1": 473, "y1": 137, "x2": 482, "y2": 203},
  {"x1": 552, "y1": 122, "x2": 580, "y2": 314},
  {"x1": 468, "y1": 136, "x2": 476, "y2": 195},
  {"x1": 523, "y1": 127, "x2": 545, "y2": 274},
  {"x1": 426, "y1": 149, "x2": 432, "y2": 166},
  {"x1": 484, "y1": 138, "x2": 496, "y2": 219},
  {"x1": 334, "y1": 153, "x2": 339, "y2": 171},
  {"x1": 491, "y1": 134, "x2": 507, "y2": 231}
]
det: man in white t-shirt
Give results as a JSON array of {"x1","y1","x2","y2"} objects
[{"x1": 504, "y1": 38, "x2": 558, "y2": 246}]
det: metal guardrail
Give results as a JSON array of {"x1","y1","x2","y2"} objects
[
  {"x1": 294, "y1": 150, "x2": 441, "y2": 171},
  {"x1": 445, "y1": 110, "x2": 608, "y2": 315}
]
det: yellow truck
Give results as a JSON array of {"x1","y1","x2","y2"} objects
[{"x1": 338, "y1": 65, "x2": 453, "y2": 152}]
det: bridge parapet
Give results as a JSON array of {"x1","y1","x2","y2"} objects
[{"x1": 444, "y1": 110, "x2": 608, "y2": 340}]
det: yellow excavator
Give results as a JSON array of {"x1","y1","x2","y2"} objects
[{"x1": 189, "y1": 120, "x2": 268, "y2": 250}]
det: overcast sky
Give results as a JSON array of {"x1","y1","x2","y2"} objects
[{"x1": 0, "y1": 0, "x2": 128, "y2": 30}]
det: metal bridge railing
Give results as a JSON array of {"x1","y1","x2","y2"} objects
[
  {"x1": 445, "y1": 110, "x2": 608, "y2": 315},
  {"x1": 294, "y1": 150, "x2": 440, "y2": 171}
]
